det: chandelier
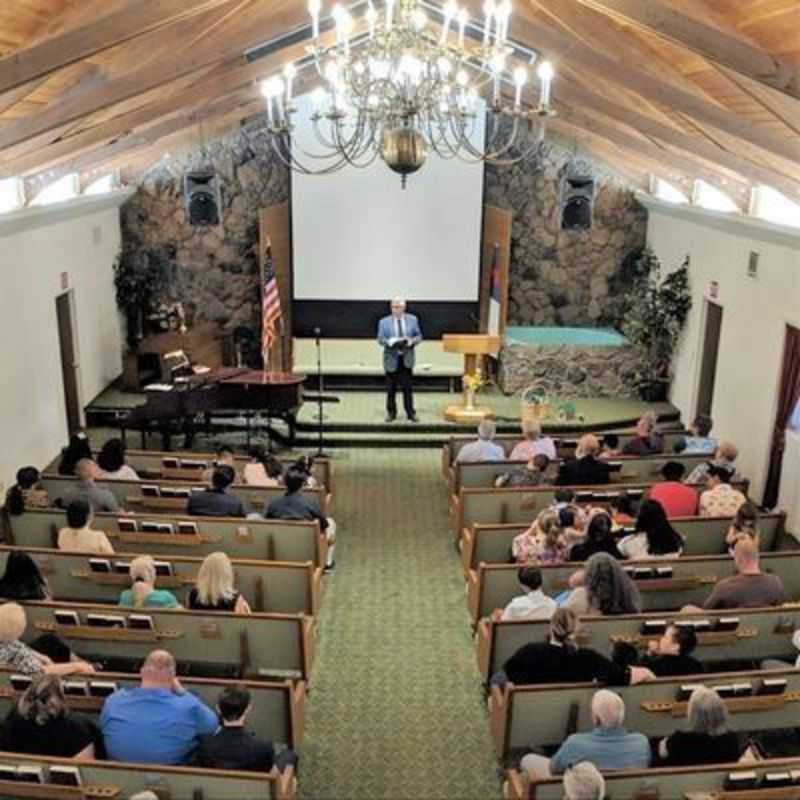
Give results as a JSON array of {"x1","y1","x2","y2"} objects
[{"x1": 260, "y1": 0, "x2": 556, "y2": 187}]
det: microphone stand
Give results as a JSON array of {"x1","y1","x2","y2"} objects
[{"x1": 313, "y1": 327, "x2": 328, "y2": 458}]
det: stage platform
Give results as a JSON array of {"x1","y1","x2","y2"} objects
[{"x1": 86, "y1": 384, "x2": 680, "y2": 450}]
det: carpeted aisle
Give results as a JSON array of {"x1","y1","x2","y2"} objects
[{"x1": 298, "y1": 448, "x2": 502, "y2": 800}]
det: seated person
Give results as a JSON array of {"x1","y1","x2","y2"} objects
[
  {"x1": 568, "y1": 513, "x2": 623, "y2": 562},
  {"x1": 58, "y1": 498, "x2": 114, "y2": 554},
  {"x1": 242, "y1": 446, "x2": 284, "y2": 487},
  {"x1": 511, "y1": 510, "x2": 565, "y2": 564},
  {"x1": 495, "y1": 609, "x2": 654, "y2": 687},
  {"x1": 201, "y1": 446, "x2": 238, "y2": 484},
  {"x1": 562, "y1": 762, "x2": 606, "y2": 800},
  {"x1": 496, "y1": 453, "x2": 550, "y2": 489},
  {"x1": 703, "y1": 538, "x2": 786, "y2": 609},
  {"x1": 0, "y1": 602, "x2": 94, "y2": 677},
  {"x1": 455, "y1": 419, "x2": 505, "y2": 464},
  {"x1": 725, "y1": 502, "x2": 760, "y2": 552},
  {"x1": 686, "y1": 441, "x2": 740, "y2": 485},
  {"x1": 520, "y1": 690, "x2": 651, "y2": 779},
  {"x1": 188, "y1": 552, "x2": 251, "y2": 613},
  {"x1": 617, "y1": 499, "x2": 684, "y2": 560},
  {"x1": 557, "y1": 435, "x2": 611, "y2": 486},
  {"x1": 58, "y1": 459, "x2": 120, "y2": 513},
  {"x1": 0, "y1": 674, "x2": 97, "y2": 759},
  {"x1": 96, "y1": 438, "x2": 140, "y2": 481},
  {"x1": 187, "y1": 466, "x2": 246, "y2": 518},
  {"x1": 4, "y1": 467, "x2": 49, "y2": 516},
  {"x1": 119, "y1": 555, "x2": 180, "y2": 609},
  {"x1": 598, "y1": 433, "x2": 620, "y2": 461},
  {"x1": 621, "y1": 412, "x2": 664, "y2": 456},
  {"x1": 101, "y1": 649, "x2": 217, "y2": 765},
  {"x1": 657, "y1": 686, "x2": 740, "y2": 766},
  {"x1": 0, "y1": 551, "x2": 52, "y2": 600},
  {"x1": 608, "y1": 494, "x2": 636, "y2": 528},
  {"x1": 509, "y1": 419, "x2": 557, "y2": 462},
  {"x1": 563, "y1": 552, "x2": 642, "y2": 617},
  {"x1": 682, "y1": 415, "x2": 717, "y2": 455},
  {"x1": 196, "y1": 686, "x2": 297, "y2": 773},
  {"x1": 497, "y1": 566, "x2": 557, "y2": 621},
  {"x1": 699, "y1": 465, "x2": 746, "y2": 518},
  {"x1": 292, "y1": 455, "x2": 319, "y2": 488},
  {"x1": 57, "y1": 432, "x2": 92, "y2": 476},
  {"x1": 639, "y1": 624, "x2": 703, "y2": 677},
  {"x1": 267, "y1": 469, "x2": 336, "y2": 570},
  {"x1": 649, "y1": 462, "x2": 698, "y2": 518}
]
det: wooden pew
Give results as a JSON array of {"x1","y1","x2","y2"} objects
[
  {"x1": 467, "y1": 551, "x2": 800, "y2": 627},
  {"x1": 441, "y1": 429, "x2": 688, "y2": 475},
  {"x1": 17, "y1": 599, "x2": 315, "y2": 682},
  {"x1": 461, "y1": 512, "x2": 787, "y2": 572},
  {"x1": 490, "y1": 666, "x2": 800, "y2": 760},
  {"x1": 0, "y1": 668, "x2": 305, "y2": 749},
  {"x1": 5, "y1": 509, "x2": 327, "y2": 567},
  {"x1": 506, "y1": 756, "x2": 800, "y2": 800},
  {"x1": 45, "y1": 448, "x2": 333, "y2": 492},
  {"x1": 0, "y1": 752, "x2": 296, "y2": 800},
  {"x1": 0, "y1": 546, "x2": 321, "y2": 616},
  {"x1": 476, "y1": 605, "x2": 800, "y2": 682},
  {"x1": 38, "y1": 475, "x2": 331, "y2": 518},
  {"x1": 448, "y1": 452, "x2": 709, "y2": 493},
  {"x1": 450, "y1": 481, "x2": 751, "y2": 544}
]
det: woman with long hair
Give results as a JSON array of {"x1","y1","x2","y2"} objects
[
  {"x1": 618, "y1": 499, "x2": 684, "y2": 560},
  {"x1": 57, "y1": 432, "x2": 92, "y2": 476},
  {"x1": 4, "y1": 467, "x2": 48, "y2": 516},
  {"x1": 119, "y1": 556, "x2": 180, "y2": 609},
  {"x1": 96, "y1": 438, "x2": 139, "y2": 481},
  {"x1": 568, "y1": 512, "x2": 623, "y2": 562},
  {"x1": 0, "y1": 674, "x2": 97, "y2": 759},
  {"x1": 512, "y1": 509, "x2": 565, "y2": 564},
  {"x1": 725, "y1": 501, "x2": 760, "y2": 552},
  {"x1": 564, "y1": 552, "x2": 642, "y2": 617},
  {"x1": 0, "y1": 551, "x2": 51, "y2": 601},
  {"x1": 189, "y1": 552, "x2": 251, "y2": 613}
]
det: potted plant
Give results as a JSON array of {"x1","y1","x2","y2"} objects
[{"x1": 620, "y1": 248, "x2": 692, "y2": 401}]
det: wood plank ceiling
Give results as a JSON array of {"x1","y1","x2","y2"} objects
[{"x1": 0, "y1": 0, "x2": 799, "y2": 204}]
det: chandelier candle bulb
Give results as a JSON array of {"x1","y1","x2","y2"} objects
[
  {"x1": 483, "y1": 0, "x2": 495, "y2": 45},
  {"x1": 537, "y1": 60, "x2": 554, "y2": 108},
  {"x1": 513, "y1": 66, "x2": 527, "y2": 108},
  {"x1": 386, "y1": 0, "x2": 395, "y2": 30},
  {"x1": 283, "y1": 64, "x2": 297, "y2": 104},
  {"x1": 457, "y1": 8, "x2": 469, "y2": 48},
  {"x1": 308, "y1": 0, "x2": 321, "y2": 40},
  {"x1": 366, "y1": 3, "x2": 377, "y2": 38},
  {"x1": 440, "y1": 1, "x2": 457, "y2": 44}
]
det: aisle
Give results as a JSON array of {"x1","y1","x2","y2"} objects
[{"x1": 298, "y1": 448, "x2": 502, "y2": 799}]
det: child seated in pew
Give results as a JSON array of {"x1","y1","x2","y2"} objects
[
  {"x1": 724, "y1": 502, "x2": 760, "y2": 553},
  {"x1": 608, "y1": 494, "x2": 637, "y2": 529},
  {"x1": 4, "y1": 466, "x2": 49, "y2": 516},
  {"x1": 511, "y1": 510, "x2": 567, "y2": 564},
  {"x1": 567, "y1": 513, "x2": 623, "y2": 563},
  {"x1": 493, "y1": 566, "x2": 557, "y2": 622},
  {"x1": 495, "y1": 454, "x2": 551, "y2": 489},
  {"x1": 188, "y1": 553, "x2": 251, "y2": 614},
  {"x1": 119, "y1": 556, "x2": 180, "y2": 610},
  {"x1": 58, "y1": 498, "x2": 115, "y2": 555}
]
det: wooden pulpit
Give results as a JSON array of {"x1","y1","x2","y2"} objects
[{"x1": 442, "y1": 333, "x2": 501, "y2": 423}]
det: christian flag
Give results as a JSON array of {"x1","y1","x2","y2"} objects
[
  {"x1": 488, "y1": 243, "x2": 502, "y2": 335},
  {"x1": 261, "y1": 240, "x2": 282, "y2": 366}
]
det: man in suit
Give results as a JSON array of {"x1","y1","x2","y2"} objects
[
  {"x1": 187, "y1": 466, "x2": 245, "y2": 517},
  {"x1": 557, "y1": 434, "x2": 611, "y2": 486},
  {"x1": 377, "y1": 298, "x2": 422, "y2": 422}
]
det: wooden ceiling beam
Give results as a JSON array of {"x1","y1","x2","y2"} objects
[
  {"x1": 0, "y1": 0, "x2": 246, "y2": 96},
  {"x1": 0, "y1": 0, "x2": 308, "y2": 154},
  {"x1": 571, "y1": 0, "x2": 800, "y2": 101}
]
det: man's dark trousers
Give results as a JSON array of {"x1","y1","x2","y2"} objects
[{"x1": 386, "y1": 364, "x2": 415, "y2": 419}]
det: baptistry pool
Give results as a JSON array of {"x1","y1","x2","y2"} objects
[{"x1": 505, "y1": 326, "x2": 629, "y2": 348}]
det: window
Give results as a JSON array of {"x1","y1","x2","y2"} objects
[
  {"x1": 750, "y1": 185, "x2": 800, "y2": 229},
  {"x1": 651, "y1": 177, "x2": 689, "y2": 205},
  {"x1": 0, "y1": 177, "x2": 25, "y2": 213},
  {"x1": 693, "y1": 180, "x2": 738, "y2": 213},
  {"x1": 790, "y1": 398, "x2": 800, "y2": 433},
  {"x1": 30, "y1": 173, "x2": 80, "y2": 206},
  {"x1": 83, "y1": 174, "x2": 117, "y2": 196}
]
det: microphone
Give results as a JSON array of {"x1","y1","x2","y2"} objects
[{"x1": 313, "y1": 326, "x2": 321, "y2": 343}]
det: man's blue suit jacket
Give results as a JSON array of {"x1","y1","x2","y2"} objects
[{"x1": 377, "y1": 313, "x2": 422, "y2": 373}]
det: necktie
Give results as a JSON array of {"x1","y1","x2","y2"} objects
[{"x1": 397, "y1": 317, "x2": 405, "y2": 338}]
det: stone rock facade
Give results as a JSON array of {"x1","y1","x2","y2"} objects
[
  {"x1": 499, "y1": 341, "x2": 646, "y2": 398},
  {"x1": 121, "y1": 119, "x2": 289, "y2": 335},
  {"x1": 485, "y1": 136, "x2": 648, "y2": 327}
]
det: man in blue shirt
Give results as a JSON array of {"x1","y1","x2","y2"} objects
[
  {"x1": 455, "y1": 419, "x2": 505, "y2": 463},
  {"x1": 682, "y1": 414, "x2": 717, "y2": 455},
  {"x1": 100, "y1": 650, "x2": 218, "y2": 765},
  {"x1": 520, "y1": 689, "x2": 650, "y2": 779}
]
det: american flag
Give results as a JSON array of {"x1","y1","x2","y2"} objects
[{"x1": 261, "y1": 241, "x2": 282, "y2": 365}]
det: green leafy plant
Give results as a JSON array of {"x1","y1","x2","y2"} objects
[
  {"x1": 620, "y1": 247, "x2": 692, "y2": 400},
  {"x1": 113, "y1": 239, "x2": 173, "y2": 349}
]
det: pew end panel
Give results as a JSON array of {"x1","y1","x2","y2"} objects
[
  {"x1": 461, "y1": 527, "x2": 476, "y2": 576},
  {"x1": 450, "y1": 495, "x2": 463, "y2": 544},
  {"x1": 467, "y1": 568, "x2": 483, "y2": 627},
  {"x1": 504, "y1": 769, "x2": 528, "y2": 800},
  {"x1": 490, "y1": 683, "x2": 511, "y2": 759},
  {"x1": 290, "y1": 681, "x2": 306, "y2": 749},
  {"x1": 441, "y1": 444, "x2": 452, "y2": 481},
  {"x1": 477, "y1": 619, "x2": 494, "y2": 682}
]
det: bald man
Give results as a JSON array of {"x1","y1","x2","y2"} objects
[
  {"x1": 100, "y1": 650, "x2": 217, "y2": 764},
  {"x1": 377, "y1": 298, "x2": 422, "y2": 422}
]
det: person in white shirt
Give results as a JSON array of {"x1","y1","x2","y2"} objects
[
  {"x1": 498, "y1": 566, "x2": 557, "y2": 621},
  {"x1": 455, "y1": 419, "x2": 505, "y2": 463},
  {"x1": 95, "y1": 438, "x2": 139, "y2": 482},
  {"x1": 58, "y1": 499, "x2": 114, "y2": 555},
  {"x1": 509, "y1": 419, "x2": 557, "y2": 462}
]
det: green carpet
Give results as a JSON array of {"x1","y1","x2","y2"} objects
[{"x1": 298, "y1": 448, "x2": 502, "y2": 800}]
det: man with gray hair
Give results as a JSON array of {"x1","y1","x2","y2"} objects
[
  {"x1": 377, "y1": 297, "x2": 422, "y2": 422},
  {"x1": 58, "y1": 459, "x2": 120, "y2": 513},
  {"x1": 520, "y1": 689, "x2": 650, "y2": 779},
  {"x1": 564, "y1": 762, "x2": 606, "y2": 800},
  {"x1": 455, "y1": 418, "x2": 505, "y2": 463}
]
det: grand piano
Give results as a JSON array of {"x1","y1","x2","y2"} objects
[{"x1": 122, "y1": 368, "x2": 306, "y2": 449}]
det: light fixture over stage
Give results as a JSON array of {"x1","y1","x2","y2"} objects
[{"x1": 260, "y1": 0, "x2": 556, "y2": 187}]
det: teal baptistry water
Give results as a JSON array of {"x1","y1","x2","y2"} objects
[{"x1": 505, "y1": 326, "x2": 629, "y2": 347}]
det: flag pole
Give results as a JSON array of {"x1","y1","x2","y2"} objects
[{"x1": 262, "y1": 236, "x2": 271, "y2": 384}]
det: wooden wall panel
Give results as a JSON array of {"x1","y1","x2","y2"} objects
[
  {"x1": 479, "y1": 205, "x2": 513, "y2": 336},
  {"x1": 259, "y1": 201, "x2": 293, "y2": 372}
]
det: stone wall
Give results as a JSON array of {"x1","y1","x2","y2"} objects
[
  {"x1": 120, "y1": 119, "x2": 289, "y2": 336},
  {"x1": 485, "y1": 136, "x2": 648, "y2": 327}
]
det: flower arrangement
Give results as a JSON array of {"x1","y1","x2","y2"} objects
[{"x1": 463, "y1": 369, "x2": 486, "y2": 393}]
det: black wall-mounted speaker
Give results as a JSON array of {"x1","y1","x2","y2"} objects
[
  {"x1": 560, "y1": 164, "x2": 595, "y2": 231},
  {"x1": 184, "y1": 169, "x2": 221, "y2": 226}
]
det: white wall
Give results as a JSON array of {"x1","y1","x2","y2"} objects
[
  {"x1": 0, "y1": 191, "x2": 132, "y2": 491},
  {"x1": 643, "y1": 196, "x2": 800, "y2": 503}
]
